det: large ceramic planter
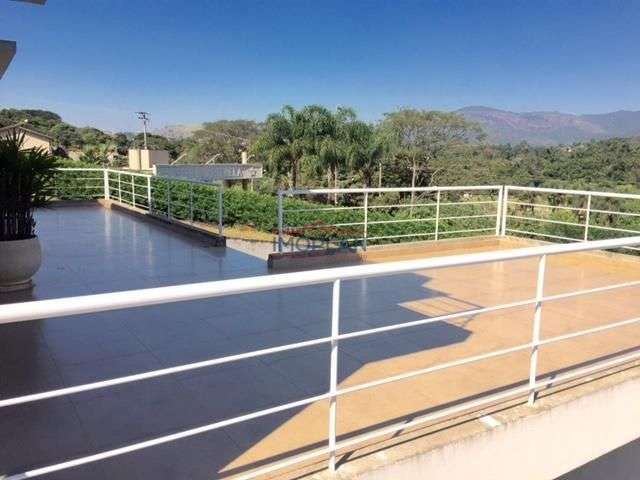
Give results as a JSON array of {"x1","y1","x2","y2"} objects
[{"x1": 0, "y1": 237, "x2": 42, "y2": 292}]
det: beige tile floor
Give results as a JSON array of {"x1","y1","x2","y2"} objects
[
  {"x1": 1, "y1": 207, "x2": 639, "y2": 480},
  {"x1": 222, "y1": 243, "x2": 640, "y2": 478}
]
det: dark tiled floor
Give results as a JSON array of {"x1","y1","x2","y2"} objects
[{"x1": 0, "y1": 206, "x2": 467, "y2": 479}]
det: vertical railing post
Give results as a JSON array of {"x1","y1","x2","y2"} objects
[
  {"x1": 167, "y1": 181, "x2": 171, "y2": 218},
  {"x1": 328, "y1": 279, "x2": 341, "y2": 472},
  {"x1": 500, "y1": 186, "x2": 509, "y2": 236},
  {"x1": 117, "y1": 172, "x2": 122, "y2": 203},
  {"x1": 132, "y1": 176, "x2": 136, "y2": 209},
  {"x1": 584, "y1": 194, "x2": 592, "y2": 242},
  {"x1": 528, "y1": 254, "x2": 547, "y2": 406},
  {"x1": 362, "y1": 191, "x2": 369, "y2": 250},
  {"x1": 218, "y1": 184, "x2": 224, "y2": 235},
  {"x1": 189, "y1": 183, "x2": 194, "y2": 223},
  {"x1": 147, "y1": 176, "x2": 152, "y2": 212},
  {"x1": 277, "y1": 192, "x2": 284, "y2": 253},
  {"x1": 495, "y1": 186, "x2": 504, "y2": 236},
  {"x1": 434, "y1": 190, "x2": 441, "y2": 241},
  {"x1": 103, "y1": 169, "x2": 110, "y2": 200}
]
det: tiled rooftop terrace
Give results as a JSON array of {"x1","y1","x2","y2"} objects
[{"x1": 1, "y1": 204, "x2": 640, "y2": 479}]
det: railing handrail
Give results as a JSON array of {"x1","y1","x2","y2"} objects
[
  {"x1": 55, "y1": 167, "x2": 105, "y2": 172},
  {"x1": 3, "y1": 235, "x2": 640, "y2": 325},
  {"x1": 281, "y1": 185, "x2": 502, "y2": 195},
  {"x1": 507, "y1": 185, "x2": 640, "y2": 201}
]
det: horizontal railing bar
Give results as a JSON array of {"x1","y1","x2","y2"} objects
[
  {"x1": 0, "y1": 336, "x2": 333, "y2": 408},
  {"x1": 285, "y1": 201, "x2": 495, "y2": 215},
  {"x1": 339, "y1": 279, "x2": 640, "y2": 343},
  {"x1": 507, "y1": 185, "x2": 640, "y2": 201},
  {"x1": 17, "y1": 341, "x2": 640, "y2": 480},
  {"x1": 369, "y1": 200, "x2": 496, "y2": 209},
  {"x1": 368, "y1": 202, "x2": 437, "y2": 209},
  {"x1": 47, "y1": 186, "x2": 104, "y2": 190},
  {"x1": 286, "y1": 206, "x2": 365, "y2": 213},
  {"x1": 438, "y1": 227, "x2": 495, "y2": 235},
  {"x1": 507, "y1": 201, "x2": 586, "y2": 212},
  {"x1": 365, "y1": 232, "x2": 435, "y2": 241},
  {"x1": 367, "y1": 217, "x2": 436, "y2": 225},
  {"x1": 283, "y1": 186, "x2": 502, "y2": 195},
  {"x1": 590, "y1": 208, "x2": 640, "y2": 218},
  {"x1": 329, "y1": 346, "x2": 640, "y2": 465},
  {"x1": 8, "y1": 267, "x2": 630, "y2": 406},
  {"x1": 588, "y1": 224, "x2": 640, "y2": 235},
  {"x1": 365, "y1": 214, "x2": 496, "y2": 227},
  {"x1": 539, "y1": 315, "x2": 640, "y2": 347},
  {"x1": 104, "y1": 169, "x2": 152, "y2": 179},
  {"x1": 505, "y1": 228, "x2": 582, "y2": 243},
  {"x1": 55, "y1": 168, "x2": 104, "y2": 172},
  {"x1": 337, "y1": 342, "x2": 533, "y2": 397},
  {"x1": 3, "y1": 390, "x2": 332, "y2": 480},
  {"x1": 3, "y1": 236, "x2": 640, "y2": 324},
  {"x1": 365, "y1": 228, "x2": 493, "y2": 242},
  {"x1": 298, "y1": 221, "x2": 365, "y2": 229},
  {"x1": 507, "y1": 215, "x2": 585, "y2": 228},
  {"x1": 54, "y1": 177, "x2": 104, "y2": 181}
]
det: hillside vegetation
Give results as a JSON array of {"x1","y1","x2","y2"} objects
[{"x1": 5, "y1": 106, "x2": 640, "y2": 196}]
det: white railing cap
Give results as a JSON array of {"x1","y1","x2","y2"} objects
[{"x1": 2, "y1": 235, "x2": 640, "y2": 325}]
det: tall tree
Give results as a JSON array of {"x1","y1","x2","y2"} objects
[
  {"x1": 345, "y1": 121, "x2": 385, "y2": 187},
  {"x1": 252, "y1": 106, "x2": 307, "y2": 188},
  {"x1": 381, "y1": 109, "x2": 484, "y2": 207},
  {"x1": 185, "y1": 120, "x2": 262, "y2": 163}
]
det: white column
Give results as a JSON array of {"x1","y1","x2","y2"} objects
[
  {"x1": 277, "y1": 192, "x2": 284, "y2": 253},
  {"x1": 328, "y1": 279, "x2": 341, "y2": 472},
  {"x1": 495, "y1": 186, "x2": 504, "y2": 236},
  {"x1": 363, "y1": 192, "x2": 369, "y2": 250},
  {"x1": 528, "y1": 254, "x2": 547, "y2": 406},
  {"x1": 189, "y1": 183, "x2": 194, "y2": 223},
  {"x1": 584, "y1": 194, "x2": 592, "y2": 242},
  {"x1": 103, "y1": 170, "x2": 110, "y2": 200},
  {"x1": 434, "y1": 190, "x2": 441, "y2": 241},
  {"x1": 147, "y1": 176, "x2": 152, "y2": 212},
  {"x1": 500, "y1": 186, "x2": 510, "y2": 236},
  {"x1": 218, "y1": 185, "x2": 224, "y2": 235}
]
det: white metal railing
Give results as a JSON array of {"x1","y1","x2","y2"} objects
[
  {"x1": 52, "y1": 172, "x2": 640, "y2": 254},
  {"x1": 53, "y1": 168, "x2": 224, "y2": 235},
  {"x1": 2, "y1": 236, "x2": 640, "y2": 479},
  {"x1": 277, "y1": 186, "x2": 503, "y2": 252},
  {"x1": 278, "y1": 185, "x2": 640, "y2": 254},
  {"x1": 502, "y1": 185, "x2": 640, "y2": 251}
]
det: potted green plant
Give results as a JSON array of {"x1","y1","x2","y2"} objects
[{"x1": 0, "y1": 131, "x2": 57, "y2": 291}]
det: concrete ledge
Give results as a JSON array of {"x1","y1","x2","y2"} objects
[
  {"x1": 48, "y1": 199, "x2": 101, "y2": 208},
  {"x1": 98, "y1": 199, "x2": 226, "y2": 247},
  {"x1": 291, "y1": 361, "x2": 640, "y2": 480},
  {"x1": 267, "y1": 235, "x2": 502, "y2": 271}
]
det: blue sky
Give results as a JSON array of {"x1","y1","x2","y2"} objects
[{"x1": 2, "y1": 0, "x2": 639, "y2": 131}]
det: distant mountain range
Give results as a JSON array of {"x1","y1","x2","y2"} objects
[
  {"x1": 153, "y1": 107, "x2": 640, "y2": 146},
  {"x1": 153, "y1": 124, "x2": 202, "y2": 139},
  {"x1": 457, "y1": 106, "x2": 640, "y2": 145}
]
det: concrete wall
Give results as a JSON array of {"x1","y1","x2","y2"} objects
[
  {"x1": 128, "y1": 149, "x2": 170, "y2": 170},
  {"x1": 342, "y1": 368, "x2": 640, "y2": 480},
  {"x1": 0, "y1": 126, "x2": 52, "y2": 152}
]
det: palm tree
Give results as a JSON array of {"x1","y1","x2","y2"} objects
[
  {"x1": 346, "y1": 121, "x2": 385, "y2": 188},
  {"x1": 252, "y1": 105, "x2": 307, "y2": 189}
]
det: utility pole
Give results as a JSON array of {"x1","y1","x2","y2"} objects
[{"x1": 135, "y1": 112, "x2": 150, "y2": 150}]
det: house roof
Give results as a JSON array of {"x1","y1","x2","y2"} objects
[
  {"x1": 0, "y1": 40, "x2": 16, "y2": 80},
  {"x1": 0, "y1": 123, "x2": 54, "y2": 142}
]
